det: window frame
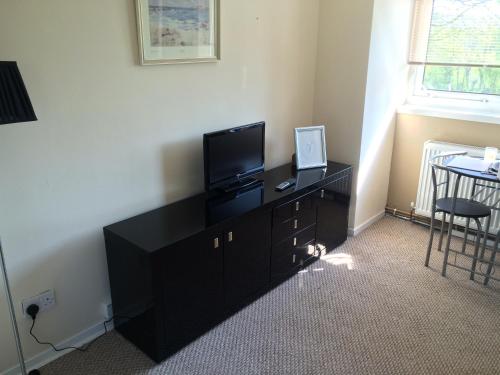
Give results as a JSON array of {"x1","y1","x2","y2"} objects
[
  {"x1": 404, "y1": 0, "x2": 500, "y2": 122},
  {"x1": 402, "y1": 66, "x2": 500, "y2": 125}
]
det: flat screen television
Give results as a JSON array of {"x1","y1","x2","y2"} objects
[{"x1": 204, "y1": 122, "x2": 265, "y2": 191}]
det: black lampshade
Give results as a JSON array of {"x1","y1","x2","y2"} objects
[{"x1": 0, "y1": 61, "x2": 37, "y2": 125}]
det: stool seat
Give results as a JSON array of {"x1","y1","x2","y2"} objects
[{"x1": 436, "y1": 198, "x2": 491, "y2": 219}]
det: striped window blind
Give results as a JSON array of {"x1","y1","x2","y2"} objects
[{"x1": 409, "y1": 0, "x2": 500, "y2": 68}]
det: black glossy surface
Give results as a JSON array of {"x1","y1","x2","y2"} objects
[
  {"x1": 105, "y1": 161, "x2": 351, "y2": 253},
  {"x1": 204, "y1": 122, "x2": 265, "y2": 191},
  {"x1": 315, "y1": 175, "x2": 352, "y2": 250},
  {"x1": 162, "y1": 228, "x2": 224, "y2": 351},
  {"x1": 223, "y1": 209, "x2": 272, "y2": 308},
  {"x1": 104, "y1": 161, "x2": 352, "y2": 362}
]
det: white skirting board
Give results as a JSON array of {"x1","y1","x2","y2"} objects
[
  {"x1": 348, "y1": 211, "x2": 386, "y2": 237},
  {"x1": 1, "y1": 321, "x2": 112, "y2": 375}
]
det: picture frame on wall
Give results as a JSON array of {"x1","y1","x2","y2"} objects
[
  {"x1": 294, "y1": 126, "x2": 328, "y2": 170},
  {"x1": 136, "y1": 0, "x2": 220, "y2": 65}
]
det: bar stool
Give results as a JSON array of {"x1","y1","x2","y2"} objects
[{"x1": 425, "y1": 152, "x2": 492, "y2": 279}]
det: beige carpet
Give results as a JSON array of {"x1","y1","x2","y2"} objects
[{"x1": 41, "y1": 216, "x2": 500, "y2": 375}]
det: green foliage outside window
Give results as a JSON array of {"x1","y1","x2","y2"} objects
[
  {"x1": 422, "y1": 0, "x2": 500, "y2": 96},
  {"x1": 424, "y1": 66, "x2": 500, "y2": 95}
]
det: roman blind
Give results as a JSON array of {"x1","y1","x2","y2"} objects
[{"x1": 409, "y1": 0, "x2": 500, "y2": 68}]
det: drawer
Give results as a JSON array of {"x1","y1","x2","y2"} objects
[
  {"x1": 272, "y1": 207, "x2": 316, "y2": 244},
  {"x1": 272, "y1": 225, "x2": 316, "y2": 261},
  {"x1": 271, "y1": 252, "x2": 299, "y2": 282},
  {"x1": 271, "y1": 234, "x2": 317, "y2": 282},
  {"x1": 273, "y1": 195, "x2": 315, "y2": 224}
]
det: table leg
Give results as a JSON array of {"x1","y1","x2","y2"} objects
[
  {"x1": 438, "y1": 213, "x2": 447, "y2": 252},
  {"x1": 480, "y1": 216, "x2": 491, "y2": 260},
  {"x1": 426, "y1": 207, "x2": 437, "y2": 267}
]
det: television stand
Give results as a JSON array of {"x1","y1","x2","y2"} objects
[
  {"x1": 221, "y1": 177, "x2": 261, "y2": 193},
  {"x1": 104, "y1": 161, "x2": 352, "y2": 362}
]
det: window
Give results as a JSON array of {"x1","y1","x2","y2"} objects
[{"x1": 408, "y1": 0, "x2": 500, "y2": 115}]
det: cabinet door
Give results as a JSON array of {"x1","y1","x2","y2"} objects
[
  {"x1": 315, "y1": 175, "x2": 351, "y2": 251},
  {"x1": 163, "y1": 230, "x2": 224, "y2": 351},
  {"x1": 224, "y1": 210, "x2": 272, "y2": 309}
]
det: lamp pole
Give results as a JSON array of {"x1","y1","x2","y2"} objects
[
  {"x1": 1, "y1": 61, "x2": 39, "y2": 374},
  {"x1": 0, "y1": 237, "x2": 28, "y2": 375}
]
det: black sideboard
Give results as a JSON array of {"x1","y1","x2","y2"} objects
[{"x1": 104, "y1": 161, "x2": 352, "y2": 362}]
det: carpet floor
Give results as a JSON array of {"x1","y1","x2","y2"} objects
[{"x1": 41, "y1": 216, "x2": 500, "y2": 375}]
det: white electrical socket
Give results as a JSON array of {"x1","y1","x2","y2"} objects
[{"x1": 22, "y1": 289, "x2": 56, "y2": 317}]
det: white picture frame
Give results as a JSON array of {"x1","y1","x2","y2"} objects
[
  {"x1": 136, "y1": 0, "x2": 220, "y2": 65},
  {"x1": 294, "y1": 126, "x2": 327, "y2": 170}
]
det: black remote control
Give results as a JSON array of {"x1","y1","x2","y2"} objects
[{"x1": 275, "y1": 178, "x2": 296, "y2": 192}]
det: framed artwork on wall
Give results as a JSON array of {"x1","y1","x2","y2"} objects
[
  {"x1": 136, "y1": 0, "x2": 220, "y2": 65},
  {"x1": 294, "y1": 126, "x2": 328, "y2": 170}
]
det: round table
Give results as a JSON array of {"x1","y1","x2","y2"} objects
[{"x1": 442, "y1": 159, "x2": 499, "y2": 284}]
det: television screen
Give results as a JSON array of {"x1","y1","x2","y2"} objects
[{"x1": 204, "y1": 122, "x2": 265, "y2": 191}]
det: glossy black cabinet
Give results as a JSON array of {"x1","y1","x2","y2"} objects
[
  {"x1": 223, "y1": 209, "x2": 272, "y2": 308},
  {"x1": 315, "y1": 175, "x2": 352, "y2": 250},
  {"x1": 104, "y1": 161, "x2": 351, "y2": 362},
  {"x1": 162, "y1": 228, "x2": 224, "y2": 352}
]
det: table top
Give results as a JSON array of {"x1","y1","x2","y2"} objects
[{"x1": 445, "y1": 158, "x2": 500, "y2": 184}]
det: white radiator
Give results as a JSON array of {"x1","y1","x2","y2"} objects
[{"x1": 415, "y1": 141, "x2": 500, "y2": 235}]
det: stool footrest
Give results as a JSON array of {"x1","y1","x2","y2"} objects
[
  {"x1": 445, "y1": 263, "x2": 499, "y2": 282},
  {"x1": 447, "y1": 248, "x2": 498, "y2": 265}
]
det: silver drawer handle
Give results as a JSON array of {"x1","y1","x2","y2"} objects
[
  {"x1": 296, "y1": 201, "x2": 300, "y2": 211},
  {"x1": 214, "y1": 237, "x2": 219, "y2": 249},
  {"x1": 294, "y1": 219, "x2": 298, "y2": 229},
  {"x1": 293, "y1": 237, "x2": 297, "y2": 247},
  {"x1": 321, "y1": 189, "x2": 325, "y2": 199},
  {"x1": 228, "y1": 232, "x2": 233, "y2": 242}
]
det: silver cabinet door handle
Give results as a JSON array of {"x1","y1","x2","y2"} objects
[
  {"x1": 228, "y1": 232, "x2": 233, "y2": 242},
  {"x1": 292, "y1": 254, "x2": 296, "y2": 264},
  {"x1": 214, "y1": 237, "x2": 219, "y2": 249},
  {"x1": 293, "y1": 237, "x2": 297, "y2": 247},
  {"x1": 294, "y1": 219, "x2": 298, "y2": 229},
  {"x1": 321, "y1": 189, "x2": 325, "y2": 199},
  {"x1": 296, "y1": 201, "x2": 300, "y2": 211}
]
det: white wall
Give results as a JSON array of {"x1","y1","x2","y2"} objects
[
  {"x1": 314, "y1": 0, "x2": 413, "y2": 232},
  {"x1": 0, "y1": 0, "x2": 320, "y2": 371},
  {"x1": 354, "y1": 0, "x2": 414, "y2": 229},
  {"x1": 313, "y1": 0, "x2": 375, "y2": 229}
]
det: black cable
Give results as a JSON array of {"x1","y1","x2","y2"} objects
[{"x1": 29, "y1": 314, "x2": 130, "y2": 353}]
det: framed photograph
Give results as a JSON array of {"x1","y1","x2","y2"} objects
[
  {"x1": 294, "y1": 126, "x2": 328, "y2": 170},
  {"x1": 136, "y1": 0, "x2": 220, "y2": 65}
]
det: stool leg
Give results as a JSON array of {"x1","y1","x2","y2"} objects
[
  {"x1": 442, "y1": 212, "x2": 455, "y2": 277},
  {"x1": 462, "y1": 218, "x2": 470, "y2": 253},
  {"x1": 426, "y1": 208, "x2": 437, "y2": 267},
  {"x1": 484, "y1": 235, "x2": 499, "y2": 286},
  {"x1": 470, "y1": 219, "x2": 483, "y2": 281},
  {"x1": 480, "y1": 216, "x2": 491, "y2": 260},
  {"x1": 438, "y1": 213, "x2": 447, "y2": 252},
  {"x1": 442, "y1": 175, "x2": 461, "y2": 278}
]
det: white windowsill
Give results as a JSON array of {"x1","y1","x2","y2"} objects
[{"x1": 398, "y1": 104, "x2": 500, "y2": 126}]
